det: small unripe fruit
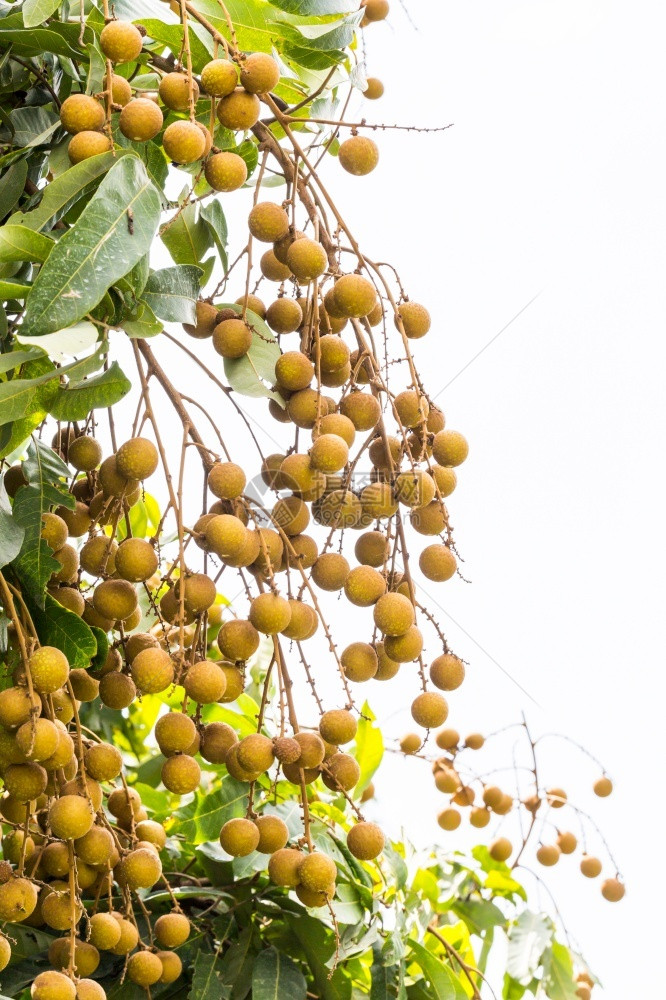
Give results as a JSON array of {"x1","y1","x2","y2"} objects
[
  {"x1": 60, "y1": 94, "x2": 105, "y2": 133},
  {"x1": 100, "y1": 21, "x2": 143, "y2": 63},
  {"x1": 339, "y1": 135, "x2": 379, "y2": 176},
  {"x1": 411, "y1": 692, "x2": 448, "y2": 729},
  {"x1": 119, "y1": 98, "x2": 163, "y2": 141},
  {"x1": 217, "y1": 88, "x2": 261, "y2": 129},
  {"x1": 201, "y1": 58, "x2": 238, "y2": 96},
  {"x1": 159, "y1": 72, "x2": 199, "y2": 110},
  {"x1": 240, "y1": 52, "x2": 280, "y2": 94},
  {"x1": 163, "y1": 120, "x2": 206, "y2": 163},
  {"x1": 68, "y1": 131, "x2": 112, "y2": 164},
  {"x1": 205, "y1": 151, "x2": 248, "y2": 191},
  {"x1": 220, "y1": 817, "x2": 260, "y2": 856}
]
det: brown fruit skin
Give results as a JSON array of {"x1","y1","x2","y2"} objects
[
  {"x1": 100, "y1": 21, "x2": 143, "y2": 63},
  {"x1": 601, "y1": 877, "x2": 625, "y2": 902},
  {"x1": 546, "y1": 787, "x2": 567, "y2": 809},
  {"x1": 99, "y1": 671, "x2": 136, "y2": 710},
  {"x1": 162, "y1": 754, "x2": 201, "y2": 794},
  {"x1": 347, "y1": 822, "x2": 384, "y2": 860},
  {"x1": 299, "y1": 851, "x2": 337, "y2": 891},
  {"x1": 536, "y1": 844, "x2": 561, "y2": 867},
  {"x1": 49, "y1": 795, "x2": 95, "y2": 840},
  {"x1": 249, "y1": 593, "x2": 292, "y2": 634},
  {"x1": 155, "y1": 912, "x2": 191, "y2": 948},
  {"x1": 213, "y1": 317, "x2": 253, "y2": 358},
  {"x1": 438, "y1": 807, "x2": 461, "y2": 831},
  {"x1": 339, "y1": 135, "x2": 379, "y2": 176},
  {"x1": 294, "y1": 731, "x2": 325, "y2": 768},
  {"x1": 128, "y1": 950, "x2": 163, "y2": 987},
  {"x1": 115, "y1": 537, "x2": 158, "y2": 582},
  {"x1": 159, "y1": 72, "x2": 200, "y2": 110},
  {"x1": 119, "y1": 98, "x2": 164, "y2": 141},
  {"x1": 217, "y1": 619, "x2": 259, "y2": 661},
  {"x1": 432, "y1": 430, "x2": 469, "y2": 467},
  {"x1": 261, "y1": 248, "x2": 292, "y2": 281},
  {"x1": 556, "y1": 831, "x2": 577, "y2": 855},
  {"x1": 384, "y1": 626, "x2": 423, "y2": 663},
  {"x1": 396, "y1": 301, "x2": 431, "y2": 339},
  {"x1": 268, "y1": 847, "x2": 303, "y2": 887},
  {"x1": 205, "y1": 151, "x2": 248, "y2": 191},
  {"x1": 111, "y1": 73, "x2": 132, "y2": 105},
  {"x1": 249, "y1": 202, "x2": 290, "y2": 242},
  {"x1": 489, "y1": 837, "x2": 513, "y2": 863},
  {"x1": 332, "y1": 274, "x2": 377, "y2": 318},
  {"x1": 220, "y1": 817, "x2": 260, "y2": 856},
  {"x1": 341, "y1": 642, "x2": 378, "y2": 683},
  {"x1": 201, "y1": 58, "x2": 238, "y2": 97},
  {"x1": 364, "y1": 77, "x2": 384, "y2": 99},
  {"x1": 116, "y1": 437, "x2": 159, "y2": 480},
  {"x1": 429, "y1": 654, "x2": 465, "y2": 691},
  {"x1": 286, "y1": 238, "x2": 328, "y2": 282},
  {"x1": 339, "y1": 391, "x2": 381, "y2": 430},
  {"x1": 131, "y1": 647, "x2": 174, "y2": 694},
  {"x1": 60, "y1": 94, "x2": 105, "y2": 133},
  {"x1": 464, "y1": 733, "x2": 485, "y2": 750},
  {"x1": 373, "y1": 592, "x2": 415, "y2": 636},
  {"x1": 0, "y1": 877, "x2": 38, "y2": 923},
  {"x1": 275, "y1": 351, "x2": 314, "y2": 392},
  {"x1": 593, "y1": 775, "x2": 613, "y2": 797},
  {"x1": 93, "y1": 578, "x2": 138, "y2": 622},
  {"x1": 208, "y1": 461, "x2": 247, "y2": 500},
  {"x1": 163, "y1": 120, "x2": 206, "y2": 163},
  {"x1": 0, "y1": 935, "x2": 10, "y2": 971},
  {"x1": 266, "y1": 298, "x2": 303, "y2": 334},
  {"x1": 580, "y1": 855, "x2": 602, "y2": 878},
  {"x1": 255, "y1": 814, "x2": 289, "y2": 853},
  {"x1": 217, "y1": 88, "x2": 261, "y2": 129},
  {"x1": 184, "y1": 299, "x2": 218, "y2": 338},
  {"x1": 419, "y1": 544, "x2": 457, "y2": 582},
  {"x1": 411, "y1": 692, "x2": 448, "y2": 729},
  {"x1": 319, "y1": 709, "x2": 357, "y2": 746},
  {"x1": 240, "y1": 52, "x2": 280, "y2": 94},
  {"x1": 183, "y1": 660, "x2": 227, "y2": 704},
  {"x1": 68, "y1": 131, "x2": 112, "y2": 164}
]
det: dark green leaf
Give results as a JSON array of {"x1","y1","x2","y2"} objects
[
  {"x1": 0, "y1": 14, "x2": 90, "y2": 59},
  {"x1": 160, "y1": 201, "x2": 213, "y2": 267},
  {"x1": 200, "y1": 198, "x2": 228, "y2": 273},
  {"x1": 0, "y1": 225, "x2": 54, "y2": 264},
  {"x1": 22, "y1": 156, "x2": 161, "y2": 336},
  {"x1": 113, "y1": 131, "x2": 169, "y2": 196},
  {"x1": 0, "y1": 348, "x2": 45, "y2": 375},
  {"x1": 49, "y1": 361, "x2": 131, "y2": 421},
  {"x1": 175, "y1": 778, "x2": 247, "y2": 844},
  {"x1": 143, "y1": 265, "x2": 202, "y2": 323},
  {"x1": 1, "y1": 106, "x2": 59, "y2": 148},
  {"x1": 370, "y1": 952, "x2": 405, "y2": 1000},
  {"x1": 30, "y1": 594, "x2": 98, "y2": 668},
  {"x1": 0, "y1": 160, "x2": 28, "y2": 220},
  {"x1": 0, "y1": 478, "x2": 25, "y2": 569},
  {"x1": 89, "y1": 625, "x2": 109, "y2": 671},
  {"x1": 9, "y1": 151, "x2": 121, "y2": 232},
  {"x1": 188, "y1": 950, "x2": 229, "y2": 1000},
  {"x1": 286, "y1": 914, "x2": 352, "y2": 1000},
  {"x1": 123, "y1": 300, "x2": 164, "y2": 338},
  {"x1": 252, "y1": 948, "x2": 307, "y2": 1000},
  {"x1": 23, "y1": 0, "x2": 63, "y2": 28}
]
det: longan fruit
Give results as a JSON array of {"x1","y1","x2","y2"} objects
[
  {"x1": 429, "y1": 654, "x2": 465, "y2": 691},
  {"x1": 282, "y1": 601, "x2": 318, "y2": 641},
  {"x1": 470, "y1": 807, "x2": 491, "y2": 828},
  {"x1": 31, "y1": 971, "x2": 76, "y2": 1000},
  {"x1": 28, "y1": 645, "x2": 69, "y2": 693},
  {"x1": 111, "y1": 72, "x2": 132, "y2": 105},
  {"x1": 593, "y1": 775, "x2": 613, "y2": 797},
  {"x1": 208, "y1": 461, "x2": 246, "y2": 500},
  {"x1": 237, "y1": 733, "x2": 275, "y2": 773},
  {"x1": 273, "y1": 736, "x2": 301, "y2": 764},
  {"x1": 217, "y1": 88, "x2": 261, "y2": 129},
  {"x1": 319, "y1": 708, "x2": 357, "y2": 745},
  {"x1": 464, "y1": 733, "x2": 485, "y2": 750},
  {"x1": 373, "y1": 592, "x2": 415, "y2": 636},
  {"x1": 184, "y1": 299, "x2": 218, "y2": 338},
  {"x1": 99, "y1": 671, "x2": 136, "y2": 710},
  {"x1": 601, "y1": 877, "x2": 625, "y2": 902},
  {"x1": 268, "y1": 847, "x2": 303, "y2": 887},
  {"x1": 128, "y1": 950, "x2": 163, "y2": 987},
  {"x1": 5, "y1": 763, "x2": 47, "y2": 806},
  {"x1": 49, "y1": 795, "x2": 94, "y2": 840},
  {"x1": 88, "y1": 912, "x2": 122, "y2": 951},
  {"x1": 204, "y1": 514, "x2": 247, "y2": 559},
  {"x1": 255, "y1": 814, "x2": 289, "y2": 853},
  {"x1": 220, "y1": 817, "x2": 260, "y2": 857},
  {"x1": 310, "y1": 433, "x2": 349, "y2": 474},
  {"x1": 240, "y1": 52, "x2": 280, "y2": 94},
  {"x1": 384, "y1": 625, "x2": 423, "y2": 662},
  {"x1": 59, "y1": 94, "x2": 105, "y2": 133},
  {"x1": 110, "y1": 917, "x2": 139, "y2": 955},
  {"x1": 0, "y1": 877, "x2": 38, "y2": 923},
  {"x1": 396, "y1": 301, "x2": 430, "y2": 339},
  {"x1": 155, "y1": 912, "x2": 191, "y2": 948},
  {"x1": 163, "y1": 120, "x2": 206, "y2": 163},
  {"x1": 205, "y1": 151, "x2": 248, "y2": 191},
  {"x1": 374, "y1": 642, "x2": 400, "y2": 680},
  {"x1": 119, "y1": 98, "x2": 163, "y2": 141},
  {"x1": 115, "y1": 537, "x2": 158, "y2": 582},
  {"x1": 580, "y1": 855, "x2": 602, "y2": 878},
  {"x1": 411, "y1": 500, "x2": 447, "y2": 536},
  {"x1": 217, "y1": 619, "x2": 260, "y2": 662},
  {"x1": 183, "y1": 660, "x2": 227, "y2": 704},
  {"x1": 438, "y1": 808, "x2": 461, "y2": 831},
  {"x1": 557, "y1": 831, "x2": 578, "y2": 854},
  {"x1": 347, "y1": 821, "x2": 385, "y2": 860},
  {"x1": 40, "y1": 511, "x2": 68, "y2": 551},
  {"x1": 364, "y1": 77, "x2": 384, "y2": 99},
  {"x1": 411, "y1": 692, "x2": 448, "y2": 729},
  {"x1": 177, "y1": 572, "x2": 216, "y2": 614},
  {"x1": 213, "y1": 317, "x2": 253, "y2": 358},
  {"x1": 275, "y1": 351, "x2": 314, "y2": 392},
  {"x1": 68, "y1": 131, "x2": 113, "y2": 164},
  {"x1": 201, "y1": 58, "x2": 238, "y2": 97},
  {"x1": 299, "y1": 851, "x2": 337, "y2": 891},
  {"x1": 161, "y1": 754, "x2": 201, "y2": 795},
  {"x1": 432, "y1": 430, "x2": 469, "y2": 467},
  {"x1": 536, "y1": 844, "x2": 561, "y2": 867},
  {"x1": 116, "y1": 437, "x2": 158, "y2": 480},
  {"x1": 362, "y1": 0, "x2": 390, "y2": 22},
  {"x1": 355, "y1": 530, "x2": 389, "y2": 567},
  {"x1": 338, "y1": 135, "x2": 379, "y2": 176},
  {"x1": 74, "y1": 826, "x2": 115, "y2": 866},
  {"x1": 266, "y1": 297, "x2": 303, "y2": 334},
  {"x1": 261, "y1": 248, "x2": 292, "y2": 281},
  {"x1": 131, "y1": 647, "x2": 174, "y2": 694},
  {"x1": 159, "y1": 72, "x2": 199, "y2": 111},
  {"x1": 120, "y1": 848, "x2": 162, "y2": 890},
  {"x1": 157, "y1": 950, "x2": 182, "y2": 984},
  {"x1": 482, "y1": 787, "x2": 504, "y2": 811},
  {"x1": 0, "y1": 935, "x2": 10, "y2": 972},
  {"x1": 489, "y1": 838, "x2": 513, "y2": 863},
  {"x1": 546, "y1": 787, "x2": 567, "y2": 809},
  {"x1": 331, "y1": 274, "x2": 377, "y2": 318},
  {"x1": 341, "y1": 642, "x2": 378, "y2": 682},
  {"x1": 219, "y1": 662, "x2": 245, "y2": 702},
  {"x1": 15, "y1": 717, "x2": 59, "y2": 761},
  {"x1": 249, "y1": 593, "x2": 292, "y2": 634},
  {"x1": 100, "y1": 20, "x2": 143, "y2": 63}
]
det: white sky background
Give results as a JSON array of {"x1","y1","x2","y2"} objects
[{"x1": 131, "y1": 0, "x2": 666, "y2": 994}]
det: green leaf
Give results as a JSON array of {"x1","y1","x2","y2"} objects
[
  {"x1": 200, "y1": 199, "x2": 228, "y2": 272},
  {"x1": 21, "y1": 157, "x2": 161, "y2": 337},
  {"x1": 175, "y1": 777, "x2": 247, "y2": 845},
  {"x1": 286, "y1": 914, "x2": 352, "y2": 1000},
  {"x1": 221, "y1": 305, "x2": 282, "y2": 401},
  {"x1": 0, "y1": 478, "x2": 25, "y2": 570},
  {"x1": 0, "y1": 349, "x2": 45, "y2": 375},
  {"x1": 189, "y1": 950, "x2": 229, "y2": 1000},
  {"x1": 30, "y1": 594, "x2": 98, "y2": 669},
  {"x1": 503, "y1": 976, "x2": 527, "y2": 1000},
  {"x1": 370, "y1": 951, "x2": 405, "y2": 1000},
  {"x1": 143, "y1": 265, "x2": 202, "y2": 323},
  {"x1": 0, "y1": 160, "x2": 28, "y2": 220},
  {"x1": 89, "y1": 625, "x2": 109, "y2": 671},
  {"x1": 506, "y1": 912, "x2": 552, "y2": 985},
  {"x1": 0, "y1": 14, "x2": 90, "y2": 59},
  {"x1": 139, "y1": 19, "x2": 213, "y2": 74},
  {"x1": 113, "y1": 131, "x2": 169, "y2": 196},
  {"x1": 252, "y1": 948, "x2": 307, "y2": 1000},
  {"x1": 49, "y1": 361, "x2": 131, "y2": 421},
  {"x1": 123, "y1": 300, "x2": 163, "y2": 339},
  {"x1": 1, "y1": 106, "x2": 59, "y2": 148},
  {"x1": 22, "y1": 0, "x2": 61, "y2": 28},
  {"x1": 160, "y1": 200, "x2": 213, "y2": 267},
  {"x1": 9, "y1": 151, "x2": 121, "y2": 232},
  {"x1": 0, "y1": 365, "x2": 59, "y2": 427},
  {"x1": 409, "y1": 942, "x2": 466, "y2": 1000},
  {"x1": 545, "y1": 941, "x2": 578, "y2": 1000},
  {"x1": 0, "y1": 225, "x2": 54, "y2": 264},
  {"x1": 353, "y1": 701, "x2": 383, "y2": 795},
  {"x1": 272, "y1": 0, "x2": 355, "y2": 12},
  {"x1": 0, "y1": 280, "x2": 31, "y2": 299}
]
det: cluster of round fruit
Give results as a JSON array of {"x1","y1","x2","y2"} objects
[
  {"x1": 58, "y1": 12, "x2": 382, "y2": 180},
  {"x1": 400, "y1": 726, "x2": 624, "y2": 904}
]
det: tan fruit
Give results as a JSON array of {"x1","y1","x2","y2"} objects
[
  {"x1": 110, "y1": 917, "x2": 139, "y2": 955},
  {"x1": 431, "y1": 464, "x2": 457, "y2": 498},
  {"x1": 74, "y1": 826, "x2": 115, "y2": 866},
  {"x1": 576, "y1": 986, "x2": 592, "y2": 1000},
  {"x1": 119, "y1": 98, "x2": 163, "y2": 140},
  {"x1": 432, "y1": 430, "x2": 469, "y2": 467},
  {"x1": 275, "y1": 351, "x2": 314, "y2": 392},
  {"x1": 272, "y1": 495, "x2": 310, "y2": 535},
  {"x1": 282, "y1": 601, "x2": 318, "y2": 641},
  {"x1": 309, "y1": 433, "x2": 349, "y2": 474},
  {"x1": 131, "y1": 647, "x2": 174, "y2": 694},
  {"x1": 177, "y1": 573, "x2": 217, "y2": 614},
  {"x1": 155, "y1": 912, "x2": 191, "y2": 948},
  {"x1": 299, "y1": 852, "x2": 337, "y2": 891},
  {"x1": 31, "y1": 971, "x2": 76, "y2": 1000},
  {"x1": 0, "y1": 877, "x2": 38, "y2": 923},
  {"x1": 93, "y1": 578, "x2": 138, "y2": 622},
  {"x1": 183, "y1": 299, "x2": 218, "y2": 338},
  {"x1": 48, "y1": 586, "x2": 85, "y2": 616},
  {"x1": 355, "y1": 530, "x2": 389, "y2": 567},
  {"x1": 601, "y1": 878, "x2": 625, "y2": 902},
  {"x1": 183, "y1": 660, "x2": 227, "y2": 704},
  {"x1": 111, "y1": 73, "x2": 132, "y2": 105},
  {"x1": 155, "y1": 712, "x2": 197, "y2": 755},
  {"x1": 220, "y1": 817, "x2": 260, "y2": 856},
  {"x1": 557, "y1": 831, "x2": 578, "y2": 855},
  {"x1": 99, "y1": 671, "x2": 136, "y2": 710},
  {"x1": 536, "y1": 844, "x2": 561, "y2": 867},
  {"x1": 159, "y1": 72, "x2": 199, "y2": 110},
  {"x1": 43, "y1": 887, "x2": 83, "y2": 931},
  {"x1": 396, "y1": 301, "x2": 430, "y2": 339},
  {"x1": 49, "y1": 795, "x2": 95, "y2": 840},
  {"x1": 273, "y1": 736, "x2": 301, "y2": 764},
  {"x1": 293, "y1": 731, "x2": 325, "y2": 768},
  {"x1": 68, "y1": 131, "x2": 112, "y2": 164},
  {"x1": 217, "y1": 619, "x2": 259, "y2": 661},
  {"x1": 593, "y1": 775, "x2": 613, "y2": 797},
  {"x1": 205, "y1": 513, "x2": 247, "y2": 559},
  {"x1": 29, "y1": 645, "x2": 69, "y2": 694},
  {"x1": 163, "y1": 120, "x2": 206, "y2": 163},
  {"x1": 41, "y1": 512, "x2": 69, "y2": 551},
  {"x1": 437, "y1": 807, "x2": 461, "y2": 831},
  {"x1": 208, "y1": 461, "x2": 246, "y2": 500},
  {"x1": 161, "y1": 754, "x2": 201, "y2": 795},
  {"x1": 470, "y1": 806, "x2": 491, "y2": 828},
  {"x1": 261, "y1": 248, "x2": 292, "y2": 281},
  {"x1": 157, "y1": 950, "x2": 182, "y2": 984},
  {"x1": 430, "y1": 654, "x2": 465, "y2": 691},
  {"x1": 15, "y1": 718, "x2": 59, "y2": 761},
  {"x1": 347, "y1": 821, "x2": 384, "y2": 860},
  {"x1": 3, "y1": 762, "x2": 46, "y2": 802},
  {"x1": 384, "y1": 625, "x2": 422, "y2": 662},
  {"x1": 373, "y1": 592, "x2": 415, "y2": 636},
  {"x1": 249, "y1": 593, "x2": 292, "y2": 634},
  {"x1": 205, "y1": 151, "x2": 248, "y2": 191},
  {"x1": 213, "y1": 317, "x2": 253, "y2": 358},
  {"x1": 68, "y1": 668, "x2": 99, "y2": 702},
  {"x1": 546, "y1": 787, "x2": 567, "y2": 809},
  {"x1": 201, "y1": 58, "x2": 238, "y2": 96},
  {"x1": 419, "y1": 544, "x2": 457, "y2": 582},
  {"x1": 219, "y1": 662, "x2": 245, "y2": 702},
  {"x1": 580, "y1": 855, "x2": 602, "y2": 878},
  {"x1": 120, "y1": 848, "x2": 162, "y2": 890},
  {"x1": 279, "y1": 454, "x2": 325, "y2": 498},
  {"x1": 331, "y1": 274, "x2": 377, "y2": 317},
  {"x1": 286, "y1": 238, "x2": 328, "y2": 283},
  {"x1": 49, "y1": 937, "x2": 100, "y2": 976},
  {"x1": 50, "y1": 543, "x2": 79, "y2": 583},
  {"x1": 60, "y1": 94, "x2": 105, "y2": 133},
  {"x1": 464, "y1": 733, "x2": 485, "y2": 750},
  {"x1": 489, "y1": 838, "x2": 513, "y2": 863},
  {"x1": 364, "y1": 77, "x2": 384, "y2": 99},
  {"x1": 217, "y1": 88, "x2": 261, "y2": 129},
  {"x1": 88, "y1": 912, "x2": 122, "y2": 951},
  {"x1": 359, "y1": 481, "x2": 398, "y2": 521},
  {"x1": 237, "y1": 734, "x2": 275, "y2": 773},
  {"x1": 268, "y1": 847, "x2": 303, "y2": 887},
  {"x1": 255, "y1": 814, "x2": 289, "y2": 853},
  {"x1": 266, "y1": 297, "x2": 303, "y2": 334},
  {"x1": 0, "y1": 935, "x2": 10, "y2": 972},
  {"x1": 411, "y1": 692, "x2": 448, "y2": 729},
  {"x1": 341, "y1": 642, "x2": 378, "y2": 682},
  {"x1": 319, "y1": 709, "x2": 357, "y2": 745},
  {"x1": 100, "y1": 20, "x2": 143, "y2": 62},
  {"x1": 240, "y1": 52, "x2": 280, "y2": 94},
  {"x1": 115, "y1": 538, "x2": 158, "y2": 582},
  {"x1": 342, "y1": 565, "x2": 385, "y2": 607},
  {"x1": 362, "y1": 0, "x2": 389, "y2": 21},
  {"x1": 339, "y1": 135, "x2": 379, "y2": 175},
  {"x1": 128, "y1": 950, "x2": 163, "y2": 987},
  {"x1": 495, "y1": 794, "x2": 514, "y2": 815}
]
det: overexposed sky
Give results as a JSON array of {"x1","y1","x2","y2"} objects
[{"x1": 126, "y1": 0, "x2": 664, "y2": 993}]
